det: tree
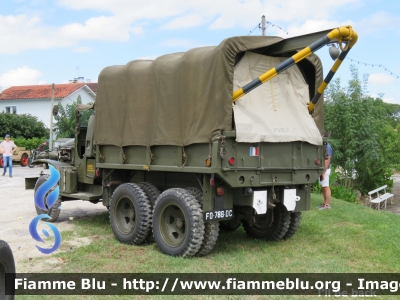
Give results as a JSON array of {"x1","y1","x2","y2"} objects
[
  {"x1": 0, "y1": 112, "x2": 48, "y2": 139},
  {"x1": 324, "y1": 65, "x2": 393, "y2": 193},
  {"x1": 53, "y1": 95, "x2": 93, "y2": 138}
]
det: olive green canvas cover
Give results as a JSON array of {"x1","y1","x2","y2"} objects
[{"x1": 94, "y1": 36, "x2": 323, "y2": 147}]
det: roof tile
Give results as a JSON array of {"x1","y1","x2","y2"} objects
[
  {"x1": 0, "y1": 83, "x2": 86, "y2": 100},
  {"x1": 86, "y1": 82, "x2": 98, "y2": 93}
]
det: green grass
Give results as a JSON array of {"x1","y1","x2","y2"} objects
[{"x1": 16, "y1": 194, "x2": 400, "y2": 299}]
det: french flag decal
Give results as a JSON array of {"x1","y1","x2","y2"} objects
[{"x1": 250, "y1": 147, "x2": 259, "y2": 156}]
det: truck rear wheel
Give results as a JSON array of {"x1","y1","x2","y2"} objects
[
  {"x1": 185, "y1": 187, "x2": 219, "y2": 257},
  {"x1": 283, "y1": 212, "x2": 302, "y2": 240},
  {"x1": 138, "y1": 182, "x2": 161, "y2": 243},
  {"x1": 34, "y1": 176, "x2": 62, "y2": 222},
  {"x1": 153, "y1": 188, "x2": 204, "y2": 257},
  {"x1": 109, "y1": 183, "x2": 152, "y2": 245},
  {"x1": 0, "y1": 240, "x2": 15, "y2": 300},
  {"x1": 243, "y1": 203, "x2": 291, "y2": 241},
  {"x1": 20, "y1": 153, "x2": 28, "y2": 167}
]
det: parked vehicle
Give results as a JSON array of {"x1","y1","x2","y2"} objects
[
  {"x1": 0, "y1": 141, "x2": 31, "y2": 167},
  {"x1": 26, "y1": 26, "x2": 358, "y2": 257}
]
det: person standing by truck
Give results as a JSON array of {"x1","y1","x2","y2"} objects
[
  {"x1": 36, "y1": 140, "x2": 48, "y2": 152},
  {"x1": 317, "y1": 132, "x2": 333, "y2": 210},
  {"x1": 0, "y1": 134, "x2": 18, "y2": 177}
]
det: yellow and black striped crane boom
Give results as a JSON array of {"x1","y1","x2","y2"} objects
[{"x1": 232, "y1": 26, "x2": 358, "y2": 112}]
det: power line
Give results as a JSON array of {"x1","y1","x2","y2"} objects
[
  {"x1": 247, "y1": 20, "x2": 288, "y2": 36},
  {"x1": 347, "y1": 57, "x2": 399, "y2": 79},
  {"x1": 247, "y1": 23, "x2": 261, "y2": 36},
  {"x1": 265, "y1": 21, "x2": 288, "y2": 35}
]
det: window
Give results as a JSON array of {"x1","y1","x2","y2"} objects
[{"x1": 5, "y1": 106, "x2": 17, "y2": 114}]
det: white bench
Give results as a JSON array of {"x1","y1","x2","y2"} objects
[{"x1": 368, "y1": 185, "x2": 394, "y2": 210}]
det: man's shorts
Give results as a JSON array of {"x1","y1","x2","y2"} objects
[{"x1": 319, "y1": 168, "x2": 331, "y2": 187}]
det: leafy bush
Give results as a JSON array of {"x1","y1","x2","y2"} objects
[
  {"x1": 54, "y1": 95, "x2": 93, "y2": 138},
  {"x1": 0, "y1": 112, "x2": 48, "y2": 139},
  {"x1": 311, "y1": 165, "x2": 358, "y2": 203},
  {"x1": 11, "y1": 137, "x2": 46, "y2": 150},
  {"x1": 325, "y1": 66, "x2": 394, "y2": 193}
]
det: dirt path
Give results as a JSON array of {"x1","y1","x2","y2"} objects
[{"x1": 0, "y1": 166, "x2": 106, "y2": 272}]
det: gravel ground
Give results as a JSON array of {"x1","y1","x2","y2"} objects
[{"x1": 0, "y1": 165, "x2": 106, "y2": 272}]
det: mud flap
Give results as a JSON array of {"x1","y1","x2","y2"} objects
[
  {"x1": 283, "y1": 189, "x2": 300, "y2": 211},
  {"x1": 252, "y1": 191, "x2": 267, "y2": 214}
]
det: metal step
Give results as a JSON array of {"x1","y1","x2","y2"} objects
[{"x1": 60, "y1": 192, "x2": 102, "y2": 201}]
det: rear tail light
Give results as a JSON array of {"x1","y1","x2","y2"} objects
[
  {"x1": 205, "y1": 158, "x2": 211, "y2": 167},
  {"x1": 315, "y1": 158, "x2": 319, "y2": 165},
  {"x1": 95, "y1": 169, "x2": 101, "y2": 177},
  {"x1": 216, "y1": 186, "x2": 225, "y2": 196},
  {"x1": 229, "y1": 157, "x2": 235, "y2": 165}
]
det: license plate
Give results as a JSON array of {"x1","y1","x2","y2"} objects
[{"x1": 203, "y1": 209, "x2": 233, "y2": 222}]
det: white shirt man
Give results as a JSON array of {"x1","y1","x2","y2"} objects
[{"x1": 0, "y1": 134, "x2": 18, "y2": 177}]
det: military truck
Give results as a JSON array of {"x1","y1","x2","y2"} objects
[{"x1": 26, "y1": 26, "x2": 357, "y2": 257}]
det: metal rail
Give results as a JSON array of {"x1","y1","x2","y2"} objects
[{"x1": 232, "y1": 25, "x2": 358, "y2": 112}]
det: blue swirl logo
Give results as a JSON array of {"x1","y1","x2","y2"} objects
[{"x1": 29, "y1": 165, "x2": 62, "y2": 254}]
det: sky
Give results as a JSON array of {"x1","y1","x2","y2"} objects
[{"x1": 0, "y1": 0, "x2": 399, "y2": 103}]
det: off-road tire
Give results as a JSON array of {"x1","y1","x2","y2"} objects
[
  {"x1": 185, "y1": 187, "x2": 219, "y2": 257},
  {"x1": 138, "y1": 182, "x2": 161, "y2": 243},
  {"x1": 243, "y1": 203, "x2": 291, "y2": 241},
  {"x1": 0, "y1": 240, "x2": 15, "y2": 300},
  {"x1": 138, "y1": 182, "x2": 161, "y2": 207},
  {"x1": 283, "y1": 212, "x2": 302, "y2": 240},
  {"x1": 20, "y1": 153, "x2": 29, "y2": 167},
  {"x1": 109, "y1": 183, "x2": 152, "y2": 245},
  {"x1": 34, "y1": 176, "x2": 62, "y2": 222},
  {"x1": 153, "y1": 188, "x2": 204, "y2": 257}
]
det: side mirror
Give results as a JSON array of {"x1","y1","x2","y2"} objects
[{"x1": 52, "y1": 105, "x2": 59, "y2": 116}]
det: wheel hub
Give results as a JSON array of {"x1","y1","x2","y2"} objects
[
  {"x1": 115, "y1": 197, "x2": 136, "y2": 234},
  {"x1": 159, "y1": 204, "x2": 186, "y2": 247},
  {"x1": 175, "y1": 217, "x2": 184, "y2": 229}
]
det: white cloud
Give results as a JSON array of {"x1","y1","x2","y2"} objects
[
  {"x1": 382, "y1": 97, "x2": 396, "y2": 104},
  {"x1": 160, "y1": 39, "x2": 203, "y2": 49},
  {"x1": 0, "y1": 67, "x2": 43, "y2": 88},
  {"x1": 0, "y1": 15, "x2": 72, "y2": 54},
  {"x1": 0, "y1": 14, "x2": 142, "y2": 54},
  {"x1": 356, "y1": 11, "x2": 400, "y2": 35},
  {"x1": 368, "y1": 73, "x2": 395, "y2": 86},
  {"x1": 0, "y1": 0, "x2": 364, "y2": 53},
  {"x1": 60, "y1": 16, "x2": 135, "y2": 42},
  {"x1": 73, "y1": 46, "x2": 92, "y2": 53},
  {"x1": 58, "y1": 0, "x2": 361, "y2": 29},
  {"x1": 283, "y1": 19, "x2": 353, "y2": 38},
  {"x1": 163, "y1": 14, "x2": 209, "y2": 30}
]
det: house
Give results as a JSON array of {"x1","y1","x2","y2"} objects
[
  {"x1": 86, "y1": 83, "x2": 98, "y2": 94},
  {"x1": 0, "y1": 83, "x2": 96, "y2": 128}
]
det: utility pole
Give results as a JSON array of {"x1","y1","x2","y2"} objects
[
  {"x1": 261, "y1": 15, "x2": 266, "y2": 36},
  {"x1": 49, "y1": 83, "x2": 55, "y2": 151}
]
